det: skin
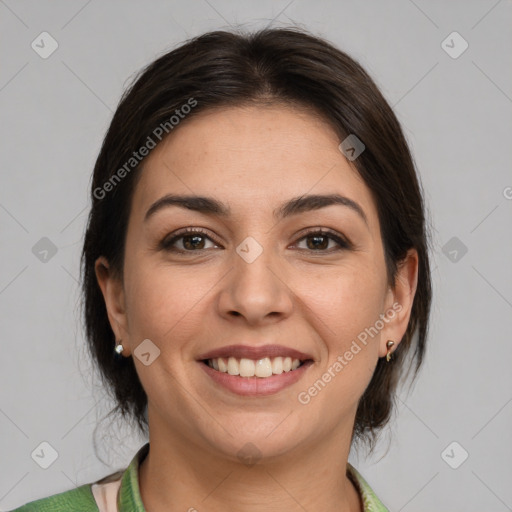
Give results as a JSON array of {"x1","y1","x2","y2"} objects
[{"x1": 96, "y1": 104, "x2": 418, "y2": 512}]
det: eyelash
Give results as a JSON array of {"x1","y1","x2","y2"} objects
[{"x1": 159, "y1": 227, "x2": 352, "y2": 254}]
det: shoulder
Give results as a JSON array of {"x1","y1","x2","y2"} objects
[
  {"x1": 347, "y1": 463, "x2": 390, "y2": 512},
  {"x1": 7, "y1": 483, "x2": 98, "y2": 512},
  {"x1": 8, "y1": 443, "x2": 149, "y2": 512}
]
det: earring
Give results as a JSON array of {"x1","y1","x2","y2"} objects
[
  {"x1": 115, "y1": 342, "x2": 124, "y2": 355},
  {"x1": 385, "y1": 340, "x2": 395, "y2": 362}
]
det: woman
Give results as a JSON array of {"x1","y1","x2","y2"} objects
[{"x1": 11, "y1": 26, "x2": 431, "y2": 512}]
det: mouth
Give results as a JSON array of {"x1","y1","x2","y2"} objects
[
  {"x1": 200, "y1": 356, "x2": 313, "y2": 378},
  {"x1": 198, "y1": 357, "x2": 314, "y2": 397},
  {"x1": 196, "y1": 344, "x2": 315, "y2": 396}
]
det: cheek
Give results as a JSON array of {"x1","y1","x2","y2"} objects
[
  {"x1": 299, "y1": 265, "x2": 385, "y2": 343},
  {"x1": 293, "y1": 269, "x2": 384, "y2": 414},
  {"x1": 123, "y1": 256, "x2": 208, "y2": 341},
  {"x1": 294, "y1": 264, "x2": 386, "y2": 401}
]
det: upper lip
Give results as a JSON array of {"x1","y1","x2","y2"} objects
[{"x1": 197, "y1": 344, "x2": 314, "y2": 362}]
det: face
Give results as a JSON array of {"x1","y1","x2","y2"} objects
[{"x1": 97, "y1": 104, "x2": 417, "y2": 462}]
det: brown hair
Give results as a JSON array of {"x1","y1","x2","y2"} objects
[{"x1": 81, "y1": 26, "x2": 432, "y2": 452}]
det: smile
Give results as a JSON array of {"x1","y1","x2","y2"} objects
[
  {"x1": 199, "y1": 357, "x2": 314, "y2": 397},
  {"x1": 203, "y1": 356, "x2": 306, "y2": 378}
]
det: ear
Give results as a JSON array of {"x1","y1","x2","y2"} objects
[
  {"x1": 379, "y1": 248, "x2": 419, "y2": 358},
  {"x1": 95, "y1": 256, "x2": 131, "y2": 356}
]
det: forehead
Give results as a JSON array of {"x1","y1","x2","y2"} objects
[{"x1": 132, "y1": 104, "x2": 377, "y2": 228}]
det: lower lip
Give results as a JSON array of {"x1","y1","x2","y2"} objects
[{"x1": 198, "y1": 360, "x2": 314, "y2": 397}]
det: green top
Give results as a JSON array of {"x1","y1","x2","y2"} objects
[{"x1": 9, "y1": 443, "x2": 389, "y2": 511}]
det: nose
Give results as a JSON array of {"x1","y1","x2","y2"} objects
[{"x1": 217, "y1": 240, "x2": 293, "y2": 326}]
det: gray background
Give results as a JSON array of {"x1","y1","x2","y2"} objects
[{"x1": 1, "y1": 1, "x2": 511, "y2": 511}]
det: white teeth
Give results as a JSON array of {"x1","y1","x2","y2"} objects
[
  {"x1": 272, "y1": 356, "x2": 283, "y2": 374},
  {"x1": 255, "y1": 357, "x2": 273, "y2": 377},
  {"x1": 218, "y1": 357, "x2": 228, "y2": 372},
  {"x1": 206, "y1": 356, "x2": 304, "y2": 377},
  {"x1": 239, "y1": 358, "x2": 255, "y2": 377},
  {"x1": 227, "y1": 357, "x2": 239, "y2": 375}
]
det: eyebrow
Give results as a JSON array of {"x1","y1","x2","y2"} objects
[{"x1": 144, "y1": 193, "x2": 368, "y2": 227}]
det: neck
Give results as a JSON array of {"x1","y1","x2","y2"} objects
[{"x1": 138, "y1": 419, "x2": 362, "y2": 512}]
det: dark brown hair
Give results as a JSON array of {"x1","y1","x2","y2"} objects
[{"x1": 81, "y1": 26, "x2": 432, "y2": 452}]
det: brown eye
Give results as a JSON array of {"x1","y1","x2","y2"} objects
[
  {"x1": 180, "y1": 234, "x2": 207, "y2": 250},
  {"x1": 295, "y1": 230, "x2": 351, "y2": 252},
  {"x1": 161, "y1": 228, "x2": 220, "y2": 252}
]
